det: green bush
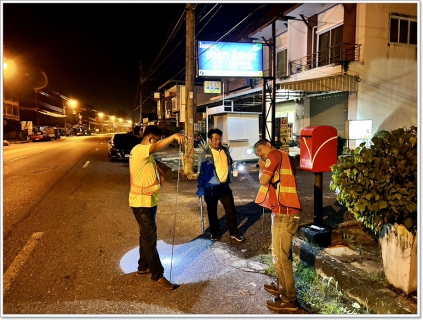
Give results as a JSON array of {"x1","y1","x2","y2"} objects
[{"x1": 330, "y1": 126, "x2": 417, "y2": 235}]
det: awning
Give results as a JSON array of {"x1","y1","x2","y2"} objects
[
  {"x1": 38, "y1": 110, "x2": 66, "y2": 118},
  {"x1": 277, "y1": 74, "x2": 358, "y2": 93}
]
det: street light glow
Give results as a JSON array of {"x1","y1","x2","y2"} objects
[
  {"x1": 3, "y1": 58, "x2": 17, "y2": 79},
  {"x1": 68, "y1": 99, "x2": 78, "y2": 108}
]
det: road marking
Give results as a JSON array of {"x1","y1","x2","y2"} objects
[
  {"x1": 3, "y1": 232, "x2": 44, "y2": 294},
  {"x1": 83, "y1": 161, "x2": 90, "y2": 169},
  {"x1": 96, "y1": 148, "x2": 99, "y2": 151},
  {"x1": 3, "y1": 150, "x2": 46, "y2": 163}
]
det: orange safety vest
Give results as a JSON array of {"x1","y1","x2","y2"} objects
[
  {"x1": 255, "y1": 150, "x2": 301, "y2": 210},
  {"x1": 130, "y1": 174, "x2": 161, "y2": 196}
]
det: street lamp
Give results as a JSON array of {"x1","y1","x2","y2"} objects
[
  {"x1": 109, "y1": 116, "x2": 116, "y2": 133},
  {"x1": 68, "y1": 99, "x2": 78, "y2": 134},
  {"x1": 97, "y1": 112, "x2": 104, "y2": 133}
]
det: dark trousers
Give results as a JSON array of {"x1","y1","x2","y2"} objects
[
  {"x1": 131, "y1": 206, "x2": 164, "y2": 281},
  {"x1": 204, "y1": 183, "x2": 238, "y2": 236}
]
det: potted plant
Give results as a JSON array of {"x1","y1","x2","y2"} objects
[{"x1": 329, "y1": 126, "x2": 417, "y2": 295}]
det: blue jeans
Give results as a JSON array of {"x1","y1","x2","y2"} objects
[
  {"x1": 131, "y1": 206, "x2": 164, "y2": 281},
  {"x1": 271, "y1": 213, "x2": 300, "y2": 302}
]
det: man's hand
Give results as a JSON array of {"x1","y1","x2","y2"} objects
[
  {"x1": 173, "y1": 133, "x2": 189, "y2": 145},
  {"x1": 196, "y1": 188, "x2": 205, "y2": 197}
]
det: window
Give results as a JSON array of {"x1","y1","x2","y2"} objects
[
  {"x1": 318, "y1": 25, "x2": 343, "y2": 67},
  {"x1": 390, "y1": 15, "x2": 417, "y2": 45},
  {"x1": 276, "y1": 49, "x2": 288, "y2": 78}
]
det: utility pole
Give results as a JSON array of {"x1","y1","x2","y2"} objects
[
  {"x1": 139, "y1": 60, "x2": 143, "y2": 130},
  {"x1": 184, "y1": 3, "x2": 195, "y2": 177}
]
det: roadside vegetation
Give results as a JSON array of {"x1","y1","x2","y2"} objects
[{"x1": 257, "y1": 254, "x2": 370, "y2": 314}]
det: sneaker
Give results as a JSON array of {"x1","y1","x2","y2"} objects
[
  {"x1": 264, "y1": 282, "x2": 280, "y2": 295},
  {"x1": 266, "y1": 296, "x2": 299, "y2": 312},
  {"x1": 230, "y1": 233, "x2": 245, "y2": 242},
  {"x1": 137, "y1": 268, "x2": 150, "y2": 275},
  {"x1": 154, "y1": 277, "x2": 179, "y2": 290}
]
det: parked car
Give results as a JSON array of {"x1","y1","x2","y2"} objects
[
  {"x1": 30, "y1": 127, "x2": 60, "y2": 142},
  {"x1": 107, "y1": 133, "x2": 140, "y2": 162},
  {"x1": 30, "y1": 131, "x2": 50, "y2": 142}
]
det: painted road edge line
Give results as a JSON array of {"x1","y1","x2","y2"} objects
[
  {"x1": 83, "y1": 161, "x2": 90, "y2": 169},
  {"x1": 3, "y1": 232, "x2": 44, "y2": 294}
]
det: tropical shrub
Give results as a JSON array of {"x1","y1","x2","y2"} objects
[{"x1": 330, "y1": 126, "x2": 417, "y2": 235}]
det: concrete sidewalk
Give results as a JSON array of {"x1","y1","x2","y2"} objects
[{"x1": 154, "y1": 146, "x2": 417, "y2": 315}]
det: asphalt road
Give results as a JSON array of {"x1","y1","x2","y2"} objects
[{"x1": 4, "y1": 135, "x2": 309, "y2": 316}]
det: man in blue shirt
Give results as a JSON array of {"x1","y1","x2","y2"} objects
[{"x1": 196, "y1": 128, "x2": 245, "y2": 242}]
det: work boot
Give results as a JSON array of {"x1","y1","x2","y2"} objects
[
  {"x1": 154, "y1": 277, "x2": 179, "y2": 290},
  {"x1": 266, "y1": 296, "x2": 299, "y2": 312},
  {"x1": 264, "y1": 282, "x2": 280, "y2": 295}
]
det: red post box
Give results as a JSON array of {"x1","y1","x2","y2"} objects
[{"x1": 300, "y1": 126, "x2": 338, "y2": 173}]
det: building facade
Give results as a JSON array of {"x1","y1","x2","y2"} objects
[{"x1": 195, "y1": 2, "x2": 418, "y2": 150}]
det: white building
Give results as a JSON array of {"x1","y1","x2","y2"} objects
[{"x1": 198, "y1": 2, "x2": 418, "y2": 150}]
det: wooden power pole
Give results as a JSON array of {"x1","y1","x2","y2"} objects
[{"x1": 184, "y1": 3, "x2": 195, "y2": 177}]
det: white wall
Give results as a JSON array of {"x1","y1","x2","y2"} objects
[
  {"x1": 317, "y1": 4, "x2": 344, "y2": 33},
  {"x1": 288, "y1": 20, "x2": 308, "y2": 62},
  {"x1": 214, "y1": 113, "x2": 260, "y2": 161},
  {"x1": 349, "y1": 3, "x2": 417, "y2": 137}
]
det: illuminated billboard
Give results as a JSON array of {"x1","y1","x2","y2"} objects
[{"x1": 197, "y1": 40, "x2": 263, "y2": 78}]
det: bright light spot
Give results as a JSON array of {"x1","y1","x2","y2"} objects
[
  {"x1": 68, "y1": 99, "x2": 78, "y2": 108},
  {"x1": 246, "y1": 148, "x2": 253, "y2": 155},
  {"x1": 3, "y1": 59, "x2": 17, "y2": 79},
  {"x1": 119, "y1": 238, "x2": 233, "y2": 284},
  {"x1": 238, "y1": 164, "x2": 245, "y2": 171}
]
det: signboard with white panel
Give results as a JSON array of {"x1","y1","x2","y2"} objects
[{"x1": 197, "y1": 40, "x2": 263, "y2": 78}]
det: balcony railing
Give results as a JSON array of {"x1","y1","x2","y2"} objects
[{"x1": 277, "y1": 43, "x2": 361, "y2": 79}]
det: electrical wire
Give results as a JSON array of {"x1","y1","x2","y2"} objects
[{"x1": 135, "y1": 4, "x2": 267, "y2": 103}]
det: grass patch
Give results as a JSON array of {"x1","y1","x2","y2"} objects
[
  {"x1": 256, "y1": 253, "x2": 370, "y2": 314},
  {"x1": 342, "y1": 234, "x2": 363, "y2": 254},
  {"x1": 357, "y1": 270, "x2": 388, "y2": 286},
  {"x1": 257, "y1": 254, "x2": 276, "y2": 277},
  {"x1": 294, "y1": 258, "x2": 370, "y2": 314}
]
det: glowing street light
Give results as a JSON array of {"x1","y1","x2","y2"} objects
[
  {"x1": 96, "y1": 112, "x2": 104, "y2": 133},
  {"x1": 3, "y1": 58, "x2": 17, "y2": 80},
  {"x1": 67, "y1": 99, "x2": 78, "y2": 133}
]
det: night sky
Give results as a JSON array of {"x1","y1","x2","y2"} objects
[{"x1": 2, "y1": 1, "x2": 272, "y2": 116}]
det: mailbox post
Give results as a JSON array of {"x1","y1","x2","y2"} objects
[{"x1": 300, "y1": 126, "x2": 338, "y2": 226}]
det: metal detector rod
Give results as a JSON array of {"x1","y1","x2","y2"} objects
[{"x1": 199, "y1": 196, "x2": 205, "y2": 236}]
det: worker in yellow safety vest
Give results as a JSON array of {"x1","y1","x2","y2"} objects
[{"x1": 129, "y1": 125, "x2": 188, "y2": 291}]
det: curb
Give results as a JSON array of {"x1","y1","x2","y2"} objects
[{"x1": 292, "y1": 238, "x2": 418, "y2": 314}]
